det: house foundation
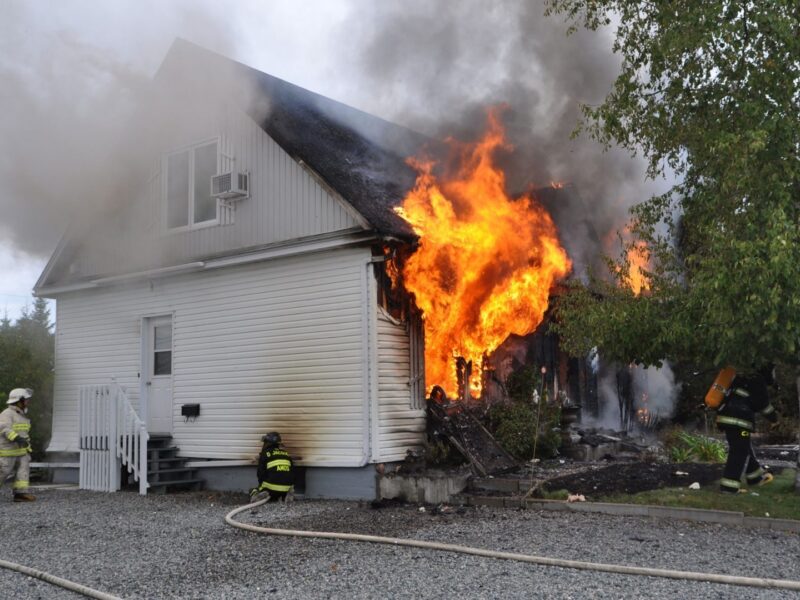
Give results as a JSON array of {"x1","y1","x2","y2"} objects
[{"x1": 378, "y1": 470, "x2": 470, "y2": 504}]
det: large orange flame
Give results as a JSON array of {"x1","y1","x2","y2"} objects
[
  {"x1": 626, "y1": 240, "x2": 651, "y2": 296},
  {"x1": 394, "y1": 108, "x2": 571, "y2": 397}
]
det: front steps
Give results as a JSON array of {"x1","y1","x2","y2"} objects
[{"x1": 125, "y1": 434, "x2": 204, "y2": 494}]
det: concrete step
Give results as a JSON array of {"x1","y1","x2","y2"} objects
[
  {"x1": 147, "y1": 435, "x2": 174, "y2": 450},
  {"x1": 148, "y1": 467, "x2": 198, "y2": 478},
  {"x1": 147, "y1": 456, "x2": 188, "y2": 471},
  {"x1": 135, "y1": 436, "x2": 206, "y2": 494},
  {"x1": 148, "y1": 478, "x2": 205, "y2": 495},
  {"x1": 148, "y1": 446, "x2": 180, "y2": 460}
]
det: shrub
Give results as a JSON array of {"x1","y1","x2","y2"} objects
[
  {"x1": 666, "y1": 431, "x2": 727, "y2": 463},
  {"x1": 489, "y1": 401, "x2": 535, "y2": 459},
  {"x1": 488, "y1": 398, "x2": 561, "y2": 460},
  {"x1": 425, "y1": 438, "x2": 464, "y2": 467},
  {"x1": 668, "y1": 445, "x2": 694, "y2": 463},
  {"x1": 505, "y1": 365, "x2": 542, "y2": 403}
]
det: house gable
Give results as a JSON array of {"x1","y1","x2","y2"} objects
[
  {"x1": 156, "y1": 39, "x2": 423, "y2": 241},
  {"x1": 38, "y1": 102, "x2": 373, "y2": 290},
  {"x1": 37, "y1": 40, "x2": 424, "y2": 293}
]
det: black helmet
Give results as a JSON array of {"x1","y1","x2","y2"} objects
[{"x1": 262, "y1": 431, "x2": 281, "y2": 446}]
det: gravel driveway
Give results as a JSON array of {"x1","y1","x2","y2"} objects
[{"x1": 1, "y1": 488, "x2": 798, "y2": 599}]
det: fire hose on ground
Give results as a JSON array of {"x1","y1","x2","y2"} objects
[
  {"x1": 0, "y1": 557, "x2": 121, "y2": 600},
  {"x1": 3, "y1": 496, "x2": 800, "y2": 599},
  {"x1": 227, "y1": 497, "x2": 800, "y2": 593}
]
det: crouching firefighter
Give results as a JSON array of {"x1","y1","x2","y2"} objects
[
  {"x1": 716, "y1": 366, "x2": 778, "y2": 494},
  {"x1": 250, "y1": 431, "x2": 294, "y2": 502},
  {"x1": 0, "y1": 388, "x2": 36, "y2": 502}
]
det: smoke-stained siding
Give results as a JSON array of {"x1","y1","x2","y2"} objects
[
  {"x1": 49, "y1": 247, "x2": 370, "y2": 465},
  {"x1": 68, "y1": 104, "x2": 362, "y2": 281},
  {"x1": 376, "y1": 310, "x2": 426, "y2": 461}
]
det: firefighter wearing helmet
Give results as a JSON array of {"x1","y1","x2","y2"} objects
[
  {"x1": 249, "y1": 431, "x2": 294, "y2": 502},
  {"x1": 0, "y1": 388, "x2": 36, "y2": 502}
]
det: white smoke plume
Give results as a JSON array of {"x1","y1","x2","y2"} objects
[
  {"x1": 632, "y1": 362, "x2": 679, "y2": 423},
  {"x1": 0, "y1": 0, "x2": 239, "y2": 258}
]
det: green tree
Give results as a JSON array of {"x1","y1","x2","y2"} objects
[
  {"x1": 0, "y1": 297, "x2": 54, "y2": 459},
  {"x1": 545, "y1": 1, "x2": 800, "y2": 373}
]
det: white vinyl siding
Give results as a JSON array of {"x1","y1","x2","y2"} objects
[
  {"x1": 376, "y1": 309, "x2": 426, "y2": 461},
  {"x1": 49, "y1": 247, "x2": 369, "y2": 466},
  {"x1": 66, "y1": 104, "x2": 363, "y2": 281}
]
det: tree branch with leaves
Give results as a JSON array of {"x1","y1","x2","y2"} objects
[{"x1": 546, "y1": 0, "x2": 800, "y2": 371}]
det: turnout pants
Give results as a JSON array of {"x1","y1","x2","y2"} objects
[
  {"x1": 0, "y1": 454, "x2": 31, "y2": 494},
  {"x1": 720, "y1": 428, "x2": 766, "y2": 492},
  {"x1": 252, "y1": 481, "x2": 290, "y2": 502}
]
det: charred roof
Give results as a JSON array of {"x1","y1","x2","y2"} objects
[{"x1": 157, "y1": 39, "x2": 428, "y2": 241}]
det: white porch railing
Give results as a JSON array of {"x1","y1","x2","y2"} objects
[{"x1": 78, "y1": 383, "x2": 149, "y2": 495}]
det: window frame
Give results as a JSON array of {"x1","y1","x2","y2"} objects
[
  {"x1": 152, "y1": 321, "x2": 173, "y2": 376},
  {"x1": 163, "y1": 136, "x2": 221, "y2": 232}
]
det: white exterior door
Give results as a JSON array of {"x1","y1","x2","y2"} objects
[{"x1": 144, "y1": 316, "x2": 173, "y2": 434}]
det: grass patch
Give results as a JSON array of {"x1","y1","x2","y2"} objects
[
  {"x1": 597, "y1": 469, "x2": 800, "y2": 521},
  {"x1": 538, "y1": 489, "x2": 570, "y2": 500}
]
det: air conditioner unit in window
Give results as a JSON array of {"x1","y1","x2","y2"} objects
[{"x1": 211, "y1": 171, "x2": 249, "y2": 200}]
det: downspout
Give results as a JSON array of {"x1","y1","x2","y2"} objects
[
  {"x1": 366, "y1": 258, "x2": 381, "y2": 463},
  {"x1": 358, "y1": 259, "x2": 371, "y2": 466},
  {"x1": 138, "y1": 318, "x2": 148, "y2": 429}
]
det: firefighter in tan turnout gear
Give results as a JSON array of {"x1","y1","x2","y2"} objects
[{"x1": 0, "y1": 388, "x2": 36, "y2": 502}]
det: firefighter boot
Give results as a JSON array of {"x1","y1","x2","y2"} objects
[
  {"x1": 13, "y1": 492, "x2": 36, "y2": 502},
  {"x1": 756, "y1": 472, "x2": 774, "y2": 486},
  {"x1": 249, "y1": 489, "x2": 270, "y2": 503}
]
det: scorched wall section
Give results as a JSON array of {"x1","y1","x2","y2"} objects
[{"x1": 49, "y1": 246, "x2": 370, "y2": 466}]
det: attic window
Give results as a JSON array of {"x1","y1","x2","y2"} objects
[{"x1": 165, "y1": 139, "x2": 219, "y2": 230}]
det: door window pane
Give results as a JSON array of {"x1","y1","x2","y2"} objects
[
  {"x1": 194, "y1": 142, "x2": 218, "y2": 223},
  {"x1": 153, "y1": 324, "x2": 172, "y2": 375},
  {"x1": 154, "y1": 351, "x2": 172, "y2": 375},
  {"x1": 167, "y1": 151, "x2": 189, "y2": 228},
  {"x1": 154, "y1": 324, "x2": 172, "y2": 351}
]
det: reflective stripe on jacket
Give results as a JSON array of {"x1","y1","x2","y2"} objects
[
  {"x1": 257, "y1": 446, "x2": 294, "y2": 492},
  {"x1": 715, "y1": 415, "x2": 754, "y2": 431},
  {"x1": 716, "y1": 373, "x2": 774, "y2": 431},
  {"x1": 0, "y1": 406, "x2": 31, "y2": 457}
]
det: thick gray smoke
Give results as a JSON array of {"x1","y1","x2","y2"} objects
[
  {"x1": 331, "y1": 1, "x2": 679, "y2": 418},
  {"x1": 0, "y1": 0, "x2": 238, "y2": 258},
  {"x1": 333, "y1": 0, "x2": 669, "y2": 277},
  {"x1": 2, "y1": 0, "x2": 668, "y2": 271}
]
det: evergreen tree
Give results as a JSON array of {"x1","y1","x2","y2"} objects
[{"x1": 0, "y1": 296, "x2": 54, "y2": 459}]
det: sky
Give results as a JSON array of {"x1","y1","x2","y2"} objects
[{"x1": 0, "y1": 0, "x2": 670, "y2": 323}]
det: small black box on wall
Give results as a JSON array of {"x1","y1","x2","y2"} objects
[{"x1": 181, "y1": 404, "x2": 200, "y2": 418}]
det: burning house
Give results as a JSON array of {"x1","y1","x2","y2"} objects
[
  {"x1": 35, "y1": 39, "x2": 642, "y2": 498},
  {"x1": 35, "y1": 40, "x2": 433, "y2": 499}
]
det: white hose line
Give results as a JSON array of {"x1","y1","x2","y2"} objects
[
  {"x1": 0, "y1": 557, "x2": 122, "y2": 600},
  {"x1": 227, "y1": 499, "x2": 800, "y2": 592}
]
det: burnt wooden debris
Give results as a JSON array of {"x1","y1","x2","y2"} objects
[{"x1": 427, "y1": 396, "x2": 518, "y2": 476}]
